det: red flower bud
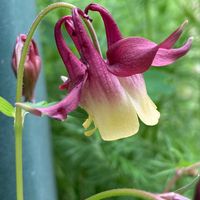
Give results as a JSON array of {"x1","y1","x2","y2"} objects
[{"x1": 12, "y1": 34, "x2": 41, "y2": 102}]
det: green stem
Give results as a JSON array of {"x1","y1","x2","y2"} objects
[
  {"x1": 15, "y1": 122, "x2": 23, "y2": 200},
  {"x1": 85, "y1": 189, "x2": 164, "y2": 200},
  {"x1": 14, "y1": 2, "x2": 101, "y2": 200}
]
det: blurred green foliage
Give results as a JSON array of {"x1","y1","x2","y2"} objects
[{"x1": 36, "y1": 0, "x2": 200, "y2": 199}]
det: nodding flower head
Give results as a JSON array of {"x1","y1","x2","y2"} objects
[
  {"x1": 12, "y1": 34, "x2": 41, "y2": 102},
  {"x1": 16, "y1": 5, "x2": 192, "y2": 141}
]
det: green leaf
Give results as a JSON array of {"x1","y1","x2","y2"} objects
[{"x1": 0, "y1": 96, "x2": 15, "y2": 117}]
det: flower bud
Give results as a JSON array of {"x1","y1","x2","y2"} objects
[{"x1": 12, "y1": 34, "x2": 41, "y2": 102}]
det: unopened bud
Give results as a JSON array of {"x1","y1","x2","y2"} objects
[{"x1": 12, "y1": 34, "x2": 41, "y2": 102}]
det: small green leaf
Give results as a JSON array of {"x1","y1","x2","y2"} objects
[{"x1": 0, "y1": 96, "x2": 15, "y2": 117}]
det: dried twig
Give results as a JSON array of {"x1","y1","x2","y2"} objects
[{"x1": 163, "y1": 162, "x2": 200, "y2": 193}]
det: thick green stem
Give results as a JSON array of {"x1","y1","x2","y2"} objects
[
  {"x1": 14, "y1": 2, "x2": 102, "y2": 200},
  {"x1": 85, "y1": 189, "x2": 164, "y2": 200}
]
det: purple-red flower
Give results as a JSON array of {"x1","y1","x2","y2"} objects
[
  {"x1": 17, "y1": 5, "x2": 192, "y2": 140},
  {"x1": 12, "y1": 34, "x2": 41, "y2": 102}
]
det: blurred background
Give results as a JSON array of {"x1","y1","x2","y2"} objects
[{"x1": 36, "y1": 0, "x2": 200, "y2": 199}]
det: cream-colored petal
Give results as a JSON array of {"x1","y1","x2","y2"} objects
[
  {"x1": 81, "y1": 92, "x2": 139, "y2": 141},
  {"x1": 130, "y1": 94, "x2": 160, "y2": 126},
  {"x1": 80, "y1": 71, "x2": 142, "y2": 141},
  {"x1": 119, "y1": 74, "x2": 160, "y2": 126}
]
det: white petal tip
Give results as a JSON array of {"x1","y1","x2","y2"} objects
[
  {"x1": 61, "y1": 76, "x2": 68, "y2": 82},
  {"x1": 141, "y1": 111, "x2": 160, "y2": 126}
]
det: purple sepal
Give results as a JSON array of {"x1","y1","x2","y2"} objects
[
  {"x1": 17, "y1": 75, "x2": 87, "y2": 121},
  {"x1": 54, "y1": 16, "x2": 86, "y2": 83},
  {"x1": 107, "y1": 37, "x2": 159, "y2": 76},
  {"x1": 85, "y1": 3, "x2": 122, "y2": 47}
]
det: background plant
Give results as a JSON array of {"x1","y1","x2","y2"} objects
[{"x1": 36, "y1": 0, "x2": 200, "y2": 199}]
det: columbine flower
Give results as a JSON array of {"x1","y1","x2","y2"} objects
[
  {"x1": 17, "y1": 6, "x2": 192, "y2": 141},
  {"x1": 12, "y1": 34, "x2": 41, "y2": 102}
]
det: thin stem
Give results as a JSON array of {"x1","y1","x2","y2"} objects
[
  {"x1": 85, "y1": 188, "x2": 164, "y2": 200},
  {"x1": 15, "y1": 123, "x2": 23, "y2": 200}
]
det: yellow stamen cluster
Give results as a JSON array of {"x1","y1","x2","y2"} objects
[{"x1": 82, "y1": 115, "x2": 97, "y2": 137}]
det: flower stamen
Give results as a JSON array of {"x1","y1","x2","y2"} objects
[
  {"x1": 82, "y1": 115, "x2": 92, "y2": 129},
  {"x1": 84, "y1": 127, "x2": 97, "y2": 137}
]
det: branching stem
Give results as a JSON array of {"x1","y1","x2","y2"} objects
[{"x1": 164, "y1": 162, "x2": 200, "y2": 192}]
